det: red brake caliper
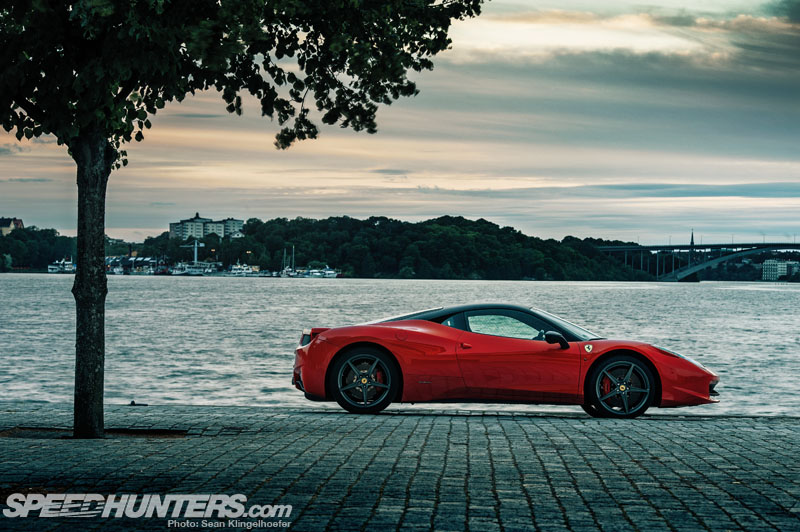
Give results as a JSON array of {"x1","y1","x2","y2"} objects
[{"x1": 602, "y1": 375, "x2": 612, "y2": 397}]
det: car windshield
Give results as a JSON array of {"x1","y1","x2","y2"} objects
[{"x1": 533, "y1": 307, "x2": 603, "y2": 341}]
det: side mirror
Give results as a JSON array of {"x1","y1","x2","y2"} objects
[{"x1": 545, "y1": 331, "x2": 569, "y2": 350}]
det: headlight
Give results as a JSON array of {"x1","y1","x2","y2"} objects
[{"x1": 654, "y1": 345, "x2": 706, "y2": 369}]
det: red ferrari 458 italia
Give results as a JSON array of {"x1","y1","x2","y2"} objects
[{"x1": 292, "y1": 304, "x2": 719, "y2": 418}]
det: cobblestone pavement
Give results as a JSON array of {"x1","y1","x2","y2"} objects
[{"x1": 0, "y1": 402, "x2": 798, "y2": 531}]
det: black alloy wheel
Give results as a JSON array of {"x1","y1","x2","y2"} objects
[
  {"x1": 330, "y1": 347, "x2": 399, "y2": 414},
  {"x1": 586, "y1": 355, "x2": 655, "y2": 418}
]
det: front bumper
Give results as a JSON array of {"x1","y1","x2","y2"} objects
[{"x1": 709, "y1": 378, "x2": 720, "y2": 398}]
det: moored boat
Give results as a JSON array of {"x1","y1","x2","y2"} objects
[
  {"x1": 225, "y1": 261, "x2": 255, "y2": 276},
  {"x1": 171, "y1": 262, "x2": 205, "y2": 276},
  {"x1": 47, "y1": 258, "x2": 76, "y2": 273}
]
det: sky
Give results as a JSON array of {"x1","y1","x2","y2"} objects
[{"x1": 1, "y1": 0, "x2": 799, "y2": 244}]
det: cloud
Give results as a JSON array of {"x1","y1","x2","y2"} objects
[
  {"x1": 768, "y1": 0, "x2": 800, "y2": 22},
  {"x1": 90, "y1": 178, "x2": 800, "y2": 241},
  {"x1": 0, "y1": 177, "x2": 54, "y2": 183},
  {"x1": 169, "y1": 113, "x2": 224, "y2": 119},
  {"x1": 149, "y1": 201, "x2": 176, "y2": 207},
  {"x1": 0, "y1": 144, "x2": 26, "y2": 156},
  {"x1": 411, "y1": 182, "x2": 800, "y2": 200},
  {"x1": 445, "y1": 12, "x2": 705, "y2": 62},
  {"x1": 371, "y1": 168, "x2": 410, "y2": 175},
  {"x1": 445, "y1": 5, "x2": 800, "y2": 73},
  {"x1": 371, "y1": 168, "x2": 410, "y2": 182},
  {"x1": 489, "y1": 10, "x2": 601, "y2": 25}
]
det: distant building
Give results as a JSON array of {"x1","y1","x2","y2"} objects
[
  {"x1": 762, "y1": 259, "x2": 800, "y2": 281},
  {"x1": 0, "y1": 217, "x2": 24, "y2": 236},
  {"x1": 169, "y1": 213, "x2": 210, "y2": 239},
  {"x1": 222, "y1": 218, "x2": 244, "y2": 235},
  {"x1": 169, "y1": 213, "x2": 243, "y2": 239}
]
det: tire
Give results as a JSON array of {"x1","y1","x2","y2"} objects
[
  {"x1": 580, "y1": 403, "x2": 607, "y2": 418},
  {"x1": 329, "y1": 347, "x2": 399, "y2": 414},
  {"x1": 587, "y1": 355, "x2": 655, "y2": 418}
]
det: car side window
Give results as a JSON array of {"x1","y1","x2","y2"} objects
[
  {"x1": 436, "y1": 313, "x2": 467, "y2": 331},
  {"x1": 465, "y1": 311, "x2": 549, "y2": 340}
]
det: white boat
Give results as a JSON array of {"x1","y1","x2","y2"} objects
[
  {"x1": 48, "y1": 258, "x2": 76, "y2": 273},
  {"x1": 303, "y1": 266, "x2": 339, "y2": 278},
  {"x1": 225, "y1": 261, "x2": 254, "y2": 276},
  {"x1": 171, "y1": 262, "x2": 205, "y2": 276}
]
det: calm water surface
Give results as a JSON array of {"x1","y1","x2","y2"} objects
[{"x1": 2, "y1": 274, "x2": 798, "y2": 416}]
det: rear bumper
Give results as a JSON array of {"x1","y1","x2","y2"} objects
[
  {"x1": 293, "y1": 337, "x2": 337, "y2": 399},
  {"x1": 292, "y1": 367, "x2": 305, "y2": 392}
]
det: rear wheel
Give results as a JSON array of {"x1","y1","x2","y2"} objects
[
  {"x1": 587, "y1": 355, "x2": 654, "y2": 418},
  {"x1": 330, "y1": 347, "x2": 398, "y2": 414}
]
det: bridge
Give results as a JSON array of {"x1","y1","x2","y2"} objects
[{"x1": 596, "y1": 241, "x2": 800, "y2": 281}]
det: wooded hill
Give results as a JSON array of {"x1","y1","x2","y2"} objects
[{"x1": 141, "y1": 215, "x2": 651, "y2": 280}]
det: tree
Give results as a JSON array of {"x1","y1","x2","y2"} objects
[{"x1": 1, "y1": 0, "x2": 482, "y2": 438}]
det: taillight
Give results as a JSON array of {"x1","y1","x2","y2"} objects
[{"x1": 299, "y1": 327, "x2": 330, "y2": 346}]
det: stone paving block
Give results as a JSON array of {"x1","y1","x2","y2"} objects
[{"x1": 0, "y1": 402, "x2": 798, "y2": 531}]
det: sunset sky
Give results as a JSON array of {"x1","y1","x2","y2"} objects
[{"x1": 1, "y1": 0, "x2": 799, "y2": 244}]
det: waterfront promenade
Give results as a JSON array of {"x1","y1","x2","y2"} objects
[{"x1": 0, "y1": 403, "x2": 798, "y2": 531}]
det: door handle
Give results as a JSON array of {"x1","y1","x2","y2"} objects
[{"x1": 460, "y1": 342, "x2": 472, "y2": 349}]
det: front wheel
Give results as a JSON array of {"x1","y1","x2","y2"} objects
[
  {"x1": 329, "y1": 347, "x2": 399, "y2": 414},
  {"x1": 587, "y1": 355, "x2": 655, "y2": 418}
]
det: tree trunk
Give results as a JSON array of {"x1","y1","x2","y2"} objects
[{"x1": 71, "y1": 130, "x2": 113, "y2": 439}]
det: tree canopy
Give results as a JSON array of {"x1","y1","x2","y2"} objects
[
  {"x1": 0, "y1": 227, "x2": 76, "y2": 271},
  {"x1": 2, "y1": 0, "x2": 481, "y2": 157}
]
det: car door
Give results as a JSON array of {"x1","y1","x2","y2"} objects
[{"x1": 455, "y1": 309, "x2": 581, "y2": 403}]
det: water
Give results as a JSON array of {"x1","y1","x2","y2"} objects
[{"x1": 1, "y1": 274, "x2": 798, "y2": 416}]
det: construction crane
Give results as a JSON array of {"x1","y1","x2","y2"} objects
[{"x1": 180, "y1": 240, "x2": 205, "y2": 263}]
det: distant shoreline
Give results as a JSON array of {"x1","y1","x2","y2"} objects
[{"x1": 3, "y1": 271, "x2": 798, "y2": 283}]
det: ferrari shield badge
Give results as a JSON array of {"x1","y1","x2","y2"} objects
[{"x1": 584, "y1": 344, "x2": 593, "y2": 353}]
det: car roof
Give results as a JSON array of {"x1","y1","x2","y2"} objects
[{"x1": 383, "y1": 303, "x2": 533, "y2": 322}]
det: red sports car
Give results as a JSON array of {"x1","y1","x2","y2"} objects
[{"x1": 292, "y1": 304, "x2": 719, "y2": 418}]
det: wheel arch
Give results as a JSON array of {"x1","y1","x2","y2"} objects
[
  {"x1": 324, "y1": 341, "x2": 404, "y2": 401},
  {"x1": 584, "y1": 349, "x2": 662, "y2": 407}
]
